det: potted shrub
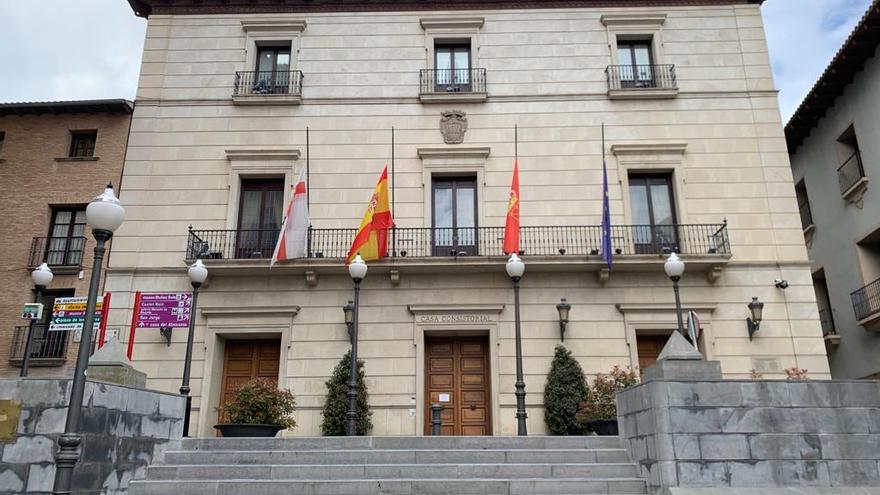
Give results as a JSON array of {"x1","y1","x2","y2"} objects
[
  {"x1": 575, "y1": 366, "x2": 638, "y2": 436},
  {"x1": 544, "y1": 345, "x2": 589, "y2": 435},
  {"x1": 215, "y1": 378, "x2": 296, "y2": 437}
]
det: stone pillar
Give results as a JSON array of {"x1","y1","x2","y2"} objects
[{"x1": 86, "y1": 335, "x2": 147, "y2": 388}]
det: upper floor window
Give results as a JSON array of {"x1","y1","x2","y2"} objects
[
  {"x1": 0, "y1": 131, "x2": 5, "y2": 154},
  {"x1": 795, "y1": 180, "x2": 814, "y2": 232},
  {"x1": 236, "y1": 178, "x2": 284, "y2": 258},
  {"x1": 629, "y1": 173, "x2": 678, "y2": 254},
  {"x1": 69, "y1": 131, "x2": 96, "y2": 158},
  {"x1": 47, "y1": 208, "x2": 87, "y2": 266},
  {"x1": 253, "y1": 43, "x2": 292, "y2": 94},
  {"x1": 432, "y1": 176, "x2": 477, "y2": 256},
  {"x1": 435, "y1": 41, "x2": 472, "y2": 92},
  {"x1": 617, "y1": 39, "x2": 655, "y2": 88},
  {"x1": 837, "y1": 125, "x2": 866, "y2": 197}
]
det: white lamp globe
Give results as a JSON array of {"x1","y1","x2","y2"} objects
[
  {"x1": 349, "y1": 254, "x2": 368, "y2": 281},
  {"x1": 31, "y1": 263, "x2": 54, "y2": 287},
  {"x1": 188, "y1": 259, "x2": 209, "y2": 285},
  {"x1": 506, "y1": 253, "x2": 525, "y2": 279},
  {"x1": 664, "y1": 252, "x2": 685, "y2": 279},
  {"x1": 86, "y1": 183, "x2": 125, "y2": 233}
]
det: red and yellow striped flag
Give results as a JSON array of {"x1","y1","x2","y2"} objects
[
  {"x1": 503, "y1": 160, "x2": 520, "y2": 255},
  {"x1": 346, "y1": 166, "x2": 395, "y2": 264}
]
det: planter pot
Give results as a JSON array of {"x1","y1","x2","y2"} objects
[
  {"x1": 214, "y1": 423, "x2": 283, "y2": 437},
  {"x1": 585, "y1": 419, "x2": 619, "y2": 436}
]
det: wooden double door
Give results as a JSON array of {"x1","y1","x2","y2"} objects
[
  {"x1": 219, "y1": 339, "x2": 281, "y2": 422},
  {"x1": 424, "y1": 336, "x2": 492, "y2": 436}
]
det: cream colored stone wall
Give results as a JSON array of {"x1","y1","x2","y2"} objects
[{"x1": 107, "y1": 4, "x2": 829, "y2": 436}]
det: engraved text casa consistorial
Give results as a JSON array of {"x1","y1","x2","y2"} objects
[{"x1": 440, "y1": 110, "x2": 467, "y2": 144}]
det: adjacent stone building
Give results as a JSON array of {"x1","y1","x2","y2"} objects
[
  {"x1": 786, "y1": 1, "x2": 880, "y2": 379},
  {"x1": 114, "y1": 0, "x2": 829, "y2": 437},
  {"x1": 0, "y1": 100, "x2": 133, "y2": 377}
]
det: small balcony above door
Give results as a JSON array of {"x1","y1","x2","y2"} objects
[{"x1": 233, "y1": 44, "x2": 302, "y2": 104}]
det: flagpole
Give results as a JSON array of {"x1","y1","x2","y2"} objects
[
  {"x1": 306, "y1": 127, "x2": 312, "y2": 257},
  {"x1": 515, "y1": 124, "x2": 518, "y2": 162},
  {"x1": 391, "y1": 127, "x2": 396, "y2": 256}
]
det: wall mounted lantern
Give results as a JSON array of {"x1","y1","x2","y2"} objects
[
  {"x1": 556, "y1": 298, "x2": 571, "y2": 341},
  {"x1": 747, "y1": 296, "x2": 764, "y2": 340}
]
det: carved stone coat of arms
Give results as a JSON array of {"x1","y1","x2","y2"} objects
[{"x1": 440, "y1": 110, "x2": 467, "y2": 144}]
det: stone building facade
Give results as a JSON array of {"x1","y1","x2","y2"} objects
[
  {"x1": 0, "y1": 100, "x2": 133, "y2": 378},
  {"x1": 114, "y1": 0, "x2": 829, "y2": 437},
  {"x1": 786, "y1": 1, "x2": 880, "y2": 379}
]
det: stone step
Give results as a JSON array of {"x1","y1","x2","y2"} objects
[
  {"x1": 179, "y1": 436, "x2": 625, "y2": 452},
  {"x1": 146, "y1": 463, "x2": 639, "y2": 480},
  {"x1": 129, "y1": 477, "x2": 648, "y2": 495},
  {"x1": 162, "y1": 448, "x2": 631, "y2": 465}
]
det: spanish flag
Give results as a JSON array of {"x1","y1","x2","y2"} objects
[
  {"x1": 347, "y1": 166, "x2": 395, "y2": 264},
  {"x1": 503, "y1": 160, "x2": 520, "y2": 255}
]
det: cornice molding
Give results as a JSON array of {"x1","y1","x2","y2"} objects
[
  {"x1": 225, "y1": 149, "x2": 301, "y2": 161},
  {"x1": 417, "y1": 147, "x2": 491, "y2": 159},
  {"x1": 201, "y1": 306, "x2": 301, "y2": 316},
  {"x1": 408, "y1": 304, "x2": 505, "y2": 314},
  {"x1": 600, "y1": 12, "x2": 667, "y2": 26},
  {"x1": 616, "y1": 303, "x2": 717, "y2": 313},
  {"x1": 610, "y1": 143, "x2": 687, "y2": 156},
  {"x1": 240, "y1": 19, "x2": 307, "y2": 32},
  {"x1": 420, "y1": 16, "x2": 485, "y2": 30}
]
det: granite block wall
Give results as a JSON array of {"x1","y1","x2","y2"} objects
[
  {"x1": 0, "y1": 379, "x2": 184, "y2": 494},
  {"x1": 617, "y1": 379, "x2": 880, "y2": 493}
]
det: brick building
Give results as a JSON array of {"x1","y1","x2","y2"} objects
[{"x1": 0, "y1": 100, "x2": 133, "y2": 377}]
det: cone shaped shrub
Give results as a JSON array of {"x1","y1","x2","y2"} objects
[
  {"x1": 321, "y1": 349, "x2": 373, "y2": 436},
  {"x1": 544, "y1": 344, "x2": 589, "y2": 435}
]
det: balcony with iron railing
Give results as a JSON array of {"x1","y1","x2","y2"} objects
[
  {"x1": 837, "y1": 151, "x2": 868, "y2": 202},
  {"x1": 232, "y1": 70, "x2": 304, "y2": 104},
  {"x1": 819, "y1": 308, "x2": 840, "y2": 350},
  {"x1": 9, "y1": 325, "x2": 71, "y2": 367},
  {"x1": 852, "y1": 277, "x2": 880, "y2": 331},
  {"x1": 605, "y1": 64, "x2": 678, "y2": 99},
  {"x1": 28, "y1": 236, "x2": 86, "y2": 272},
  {"x1": 186, "y1": 223, "x2": 731, "y2": 279},
  {"x1": 419, "y1": 68, "x2": 487, "y2": 102}
]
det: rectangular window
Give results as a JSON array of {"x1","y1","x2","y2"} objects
[
  {"x1": 837, "y1": 125, "x2": 866, "y2": 194},
  {"x1": 795, "y1": 180, "x2": 814, "y2": 231},
  {"x1": 628, "y1": 173, "x2": 678, "y2": 254},
  {"x1": 617, "y1": 38, "x2": 655, "y2": 88},
  {"x1": 435, "y1": 41, "x2": 471, "y2": 91},
  {"x1": 69, "y1": 131, "x2": 97, "y2": 158},
  {"x1": 254, "y1": 43, "x2": 292, "y2": 94},
  {"x1": 236, "y1": 178, "x2": 284, "y2": 258},
  {"x1": 0, "y1": 131, "x2": 5, "y2": 154},
  {"x1": 812, "y1": 270, "x2": 835, "y2": 336},
  {"x1": 46, "y1": 208, "x2": 87, "y2": 266},
  {"x1": 432, "y1": 176, "x2": 477, "y2": 256}
]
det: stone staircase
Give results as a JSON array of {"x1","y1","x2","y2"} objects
[{"x1": 129, "y1": 436, "x2": 647, "y2": 495}]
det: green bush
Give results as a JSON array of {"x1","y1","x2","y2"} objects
[
  {"x1": 321, "y1": 349, "x2": 373, "y2": 436},
  {"x1": 576, "y1": 366, "x2": 639, "y2": 426},
  {"x1": 222, "y1": 378, "x2": 296, "y2": 429},
  {"x1": 544, "y1": 345, "x2": 589, "y2": 435}
]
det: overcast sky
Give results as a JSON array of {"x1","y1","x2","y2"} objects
[{"x1": 0, "y1": 0, "x2": 873, "y2": 123}]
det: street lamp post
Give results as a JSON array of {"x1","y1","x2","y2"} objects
[
  {"x1": 21, "y1": 263, "x2": 54, "y2": 377},
  {"x1": 346, "y1": 254, "x2": 367, "y2": 436},
  {"x1": 506, "y1": 253, "x2": 527, "y2": 436},
  {"x1": 664, "y1": 252, "x2": 686, "y2": 336},
  {"x1": 53, "y1": 184, "x2": 124, "y2": 495},
  {"x1": 180, "y1": 259, "x2": 208, "y2": 437}
]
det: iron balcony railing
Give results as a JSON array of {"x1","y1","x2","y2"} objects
[
  {"x1": 852, "y1": 277, "x2": 880, "y2": 322},
  {"x1": 606, "y1": 64, "x2": 677, "y2": 91},
  {"x1": 9, "y1": 324, "x2": 71, "y2": 364},
  {"x1": 798, "y1": 201, "x2": 814, "y2": 231},
  {"x1": 837, "y1": 151, "x2": 866, "y2": 194},
  {"x1": 233, "y1": 70, "x2": 304, "y2": 97},
  {"x1": 420, "y1": 68, "x2": 487, "y2": 94},
  {"x1": 186, "y1": 223, "x2": 729, "y2": 261},
  {"x1": 28, "y1": 236, "x2": 86, "y2": 268},
  {"x1": 818, "y1": 308, "x2": 836, "y2": 336}
]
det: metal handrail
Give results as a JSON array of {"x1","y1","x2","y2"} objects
[
  {"x1": 420, "y1": 68, "x2": 487, "y2": 94},
  {"x1": 605, "y1": 64, "x2": 677, "y2": 91},
  {"x1": 851, "y1": 277, "x2": 880, "y2": 322},
  {"x1": 233, "y1": 70, "x2": 304, "y2": 96},
  {"x1": 837, "y1": 151, "x2": 866, "y2": 194},
  {"x1": 186, "y1": 223, "x2": 729, "y2": 260},
  {"x1": 9, "y1": 324, "x2": 71, "y2": 363}
]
